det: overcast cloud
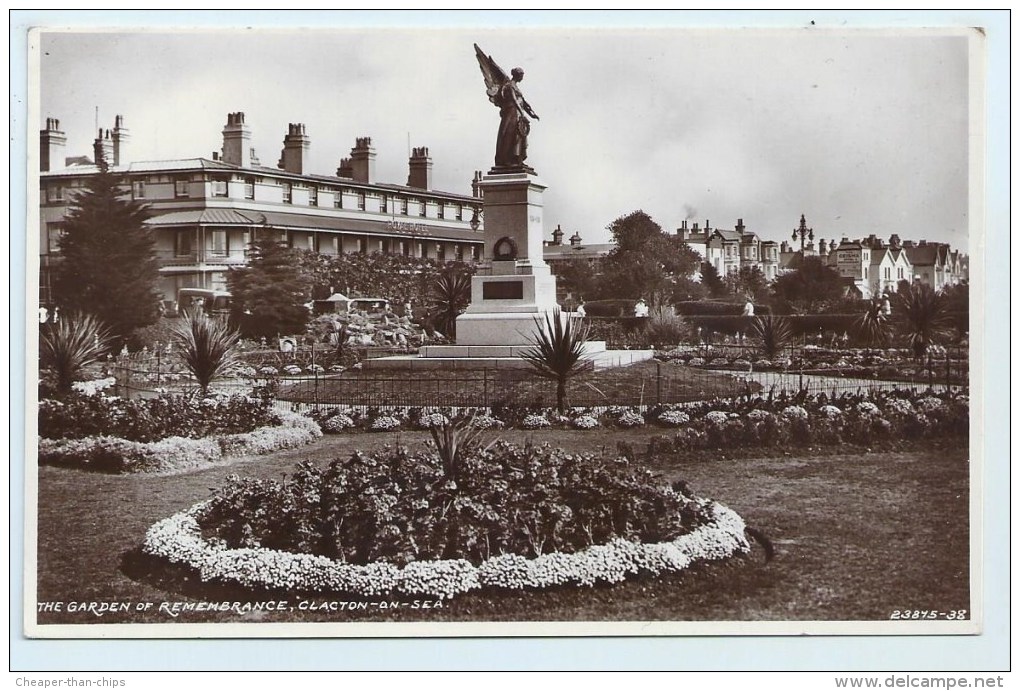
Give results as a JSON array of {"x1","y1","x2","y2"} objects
[{"x1": 39, "y1": 27, "x2": 972, "y2": 249}]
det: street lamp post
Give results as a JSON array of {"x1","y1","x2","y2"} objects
[{"x1": 792, "y1": 214, "x2": 814, "y2": 251}]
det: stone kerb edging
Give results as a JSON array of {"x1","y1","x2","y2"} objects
[{"x1": 141, "y1": 499, "x2": 751, "y2": 600}]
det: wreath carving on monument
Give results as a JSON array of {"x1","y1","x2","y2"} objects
[{"x1": 493, "y1": 236, "x2": 518, "y2": 261}]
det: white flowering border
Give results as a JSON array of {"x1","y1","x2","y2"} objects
[
  {"x1": 142, "y1": 499, "x2": 750, "y2": 600},
  {"x1": 39, "y1": 412, "x2": 321, "y2": 474}
]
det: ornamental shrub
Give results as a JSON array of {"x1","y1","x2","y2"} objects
[{"x1": 197, "y1": 442, "x2": 714, "y2": 567}]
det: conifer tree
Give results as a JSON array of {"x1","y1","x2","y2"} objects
[
  {"x1": 227, "y1": 237, "x2": 313, "y2": 338},
  {"x1": 51, "y1": 161, "x2": 161, "y2": 347}
]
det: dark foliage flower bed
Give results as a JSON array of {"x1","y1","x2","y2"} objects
[
  {"x1": 38, "y1": 390, "x2": 279, "y2": 443},
  {"x1": 142, "y1": 438, "x2": 750, "y2": 599},
  {"x1": 197, "y1": 442, "x2": 711, "y2": 566}
]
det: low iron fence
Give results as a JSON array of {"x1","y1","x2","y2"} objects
[{"x1": 106, "y1": 357, "x2": 965, "y2": 411}]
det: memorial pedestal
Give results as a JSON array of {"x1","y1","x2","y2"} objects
[{"x1": 363, "y1": 169, "x2": 649, "y2": 370}]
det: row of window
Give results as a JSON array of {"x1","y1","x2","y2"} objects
[
  {"x1": 882, "y1": 267, "x2": 907, "y2": 280},
  {"x1": 48, "y1": 176, "x2": 480, "y2": 224},
  {"x1": 170, "y1": 229, "x2": 480, "y2": 262},
  {"x1": 119, "y1": 178, "x2": 473, "y2": 219}
]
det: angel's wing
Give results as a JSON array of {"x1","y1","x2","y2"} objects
[{"x1": 474, "y1": 43, "x2": 509, "y2": 105}]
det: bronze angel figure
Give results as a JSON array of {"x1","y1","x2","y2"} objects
[{"x1": 474, "y1": 43, "x2": 540, "y2": 171}]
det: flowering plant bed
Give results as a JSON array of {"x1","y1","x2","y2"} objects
[
  {"x1": 39, "y1": 390, "x2": 279, "y2": 442},
  {"x1": 140, "y1": 440, "x2": 751, "y2": 599},
  {"x1": 304, "y1": 389, "x2": 967, "y2": 448},
  {"x1": 656, "y1": 346, "x2": 967, "y2": 385},
  {"x1": 38, "y1": 412, "x2": 321, "y2": 474},
  {"x1": 142, "y1": 498, "x2": 748, "y2": 600}
]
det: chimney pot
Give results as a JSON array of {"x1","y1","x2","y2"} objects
[
  {"x1": 222, "y1": 111, "x2": 252, "y2": 167},
  {"x1": 40, "y1": 116, "x2": 67, "y2": 172},
  {"x1": 349, "y1": 136, "x2": 376, "y2": 183},
  {"x1": 407, "y1": 144, "x2": 433, "y2": 190},
  {"x1": 280, "y1": 122, "x2": 310, "y2": 174}
]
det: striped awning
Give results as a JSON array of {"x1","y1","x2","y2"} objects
[
  {"x1": 144, "y1": 207, "x2": 483, "y2": 243},
  {"x1": 144, "y1": 209, "x2": 266, "y2": 226}
]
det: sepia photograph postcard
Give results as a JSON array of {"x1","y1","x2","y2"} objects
[{"x1": 18, "y1": 14, "x2": 997, "y2": 648}]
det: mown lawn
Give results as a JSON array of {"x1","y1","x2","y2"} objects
[{"x1": 34, "y1": 428, "x2": 969, "y2": 626}]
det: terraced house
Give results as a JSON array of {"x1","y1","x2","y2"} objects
[
  {"x1": 678, "y1": 219, "x2": 779, "y2": 280},
  {"x1": 39, "y1": 113, "x2": 486, "y2": 309}
]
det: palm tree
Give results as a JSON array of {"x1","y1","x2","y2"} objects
[
  {"x1": 170, "y1": 311, "x2": 240, "y2": 395},
  {"x1": 854, "y1": 298, "x2": 891, "y2": 347},
  {"x1": 749, "y1": 314, "x2": 794, "y2": 360},
  {"x1": 521, "y1": 309, "x2": 592, "y2": 412},
  {"x1": 40, "y1": 312, "x2": 113, "y2": 396},
  {"x1": 428, "y1": 267, "x2": 472, "y2": 340},
  {"x1": 894, "y1": 283, "x2": 952, "y2": 359}
]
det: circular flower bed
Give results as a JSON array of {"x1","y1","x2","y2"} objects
[
  {"x1": 141, "y1": 441, "x2": 750, "y2": 599},
  {"x1": 143, "y1": 499, "x2": 748, "y2": 599}
]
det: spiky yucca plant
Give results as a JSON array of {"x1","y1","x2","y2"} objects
[
  {"x1": 429, "y1": 268, "x2": 472, "y2": 340},
  {"x1": 429, "y1": 414, "x2": 494, "y2": 487},
  {"x1": 40, "y1": 312, "x2": 113, "y2": 396},
  {"x1": 854, "y1": 299, "x2": 891, "y2": 347},
  {"x1": 170, "y1": 311, "x2": 240, "y2": 395},
  {"x1": 894, "y1": 283, "x2": 952, "y2": 359},
  {"x1": 521, "y1": 309, "x2": 592, "y2": 412},
  {"x1": 750, "y1": 314, "x2": 794, "y2": 360}
]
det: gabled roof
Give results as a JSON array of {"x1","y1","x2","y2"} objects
[
  {"x1": 903, "y1": 244, "x2": 941, "y2": 267},
  {"x1": 779, "y1": 252, "x2": 804, "y2": 270},
  {"x1": 708, "y1": 229, "x2": 742, "y2": 242},
  {"x1": 869, "y1": 248, "x2": 891, "y2": 265}
]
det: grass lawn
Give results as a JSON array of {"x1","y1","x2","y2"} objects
[
  {"x1": 276, "y1": 359, "x2": 756, "y2": 408},
  {"x1": 34, "y1": 428, "x2": 969, "y2": 626}
]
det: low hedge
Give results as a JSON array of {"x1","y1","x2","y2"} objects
[
  {"x1": 674, "y1": 301, "x2": 772, "y2": 316},
  {"x1": 582, "y1": 299, "x2": 638, "y2": 317},
  {"x1": 685, "y1": 314, "x2": 860, "y2": 338}
]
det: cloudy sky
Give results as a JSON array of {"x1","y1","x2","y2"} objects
[{"x1": 37, "y1": 25, "x2": 973, "y2": 249}]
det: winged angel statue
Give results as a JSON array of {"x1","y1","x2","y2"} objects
[{"x1": 475, "y1": 44, "x2": 540, "y2": 171}]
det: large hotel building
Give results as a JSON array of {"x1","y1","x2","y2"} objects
[{"x1": 39, "y1": 113, "x2": 486, "y2": 308}]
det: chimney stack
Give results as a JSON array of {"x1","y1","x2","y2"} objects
[
  {"x1": 780, "y1": 241, "x2": 791, "y2": 253},
  {"x1": 40, "y1": 118, "x2": 66, "y2": 172},
  {"x1": 818, "y1": 239, "x2": 828, "y2": 254},
  {"x1": 569, "y1": 231, "x2": 582, "y2": 247},
  {"x1": 407, "y1": 146, "x2": 432, "y2": 190},
  {"x1": 278, "y1": 123, "x2": 310, "y2": 174},
  {"x1": 336, "y1": 158, "x2": 354, "y2": 178},
  {"x1": 221, "y1": 112, "x2": 252, "y2": 167},
  {"x1": 93, "y1": 128, "x2": 114, "y2": 167},
  {"x1": 471, "y1": 170, "x2": 484, "y2": 198},
  {"x1": 551, "y1": 224, "x2": 564, "y2": 246},
  {"x1": 112, "y1": 114, "x2": 129, "y2": 166},
  {"x1": 735, "y1": 218, "x2": 745, "y2": 234},
  {"x1": 889, "y1": 234, "x2": 901, "y2": 249},
  {"x1": 349, "y1": 136, "x2": 376, "y2": 184}
]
